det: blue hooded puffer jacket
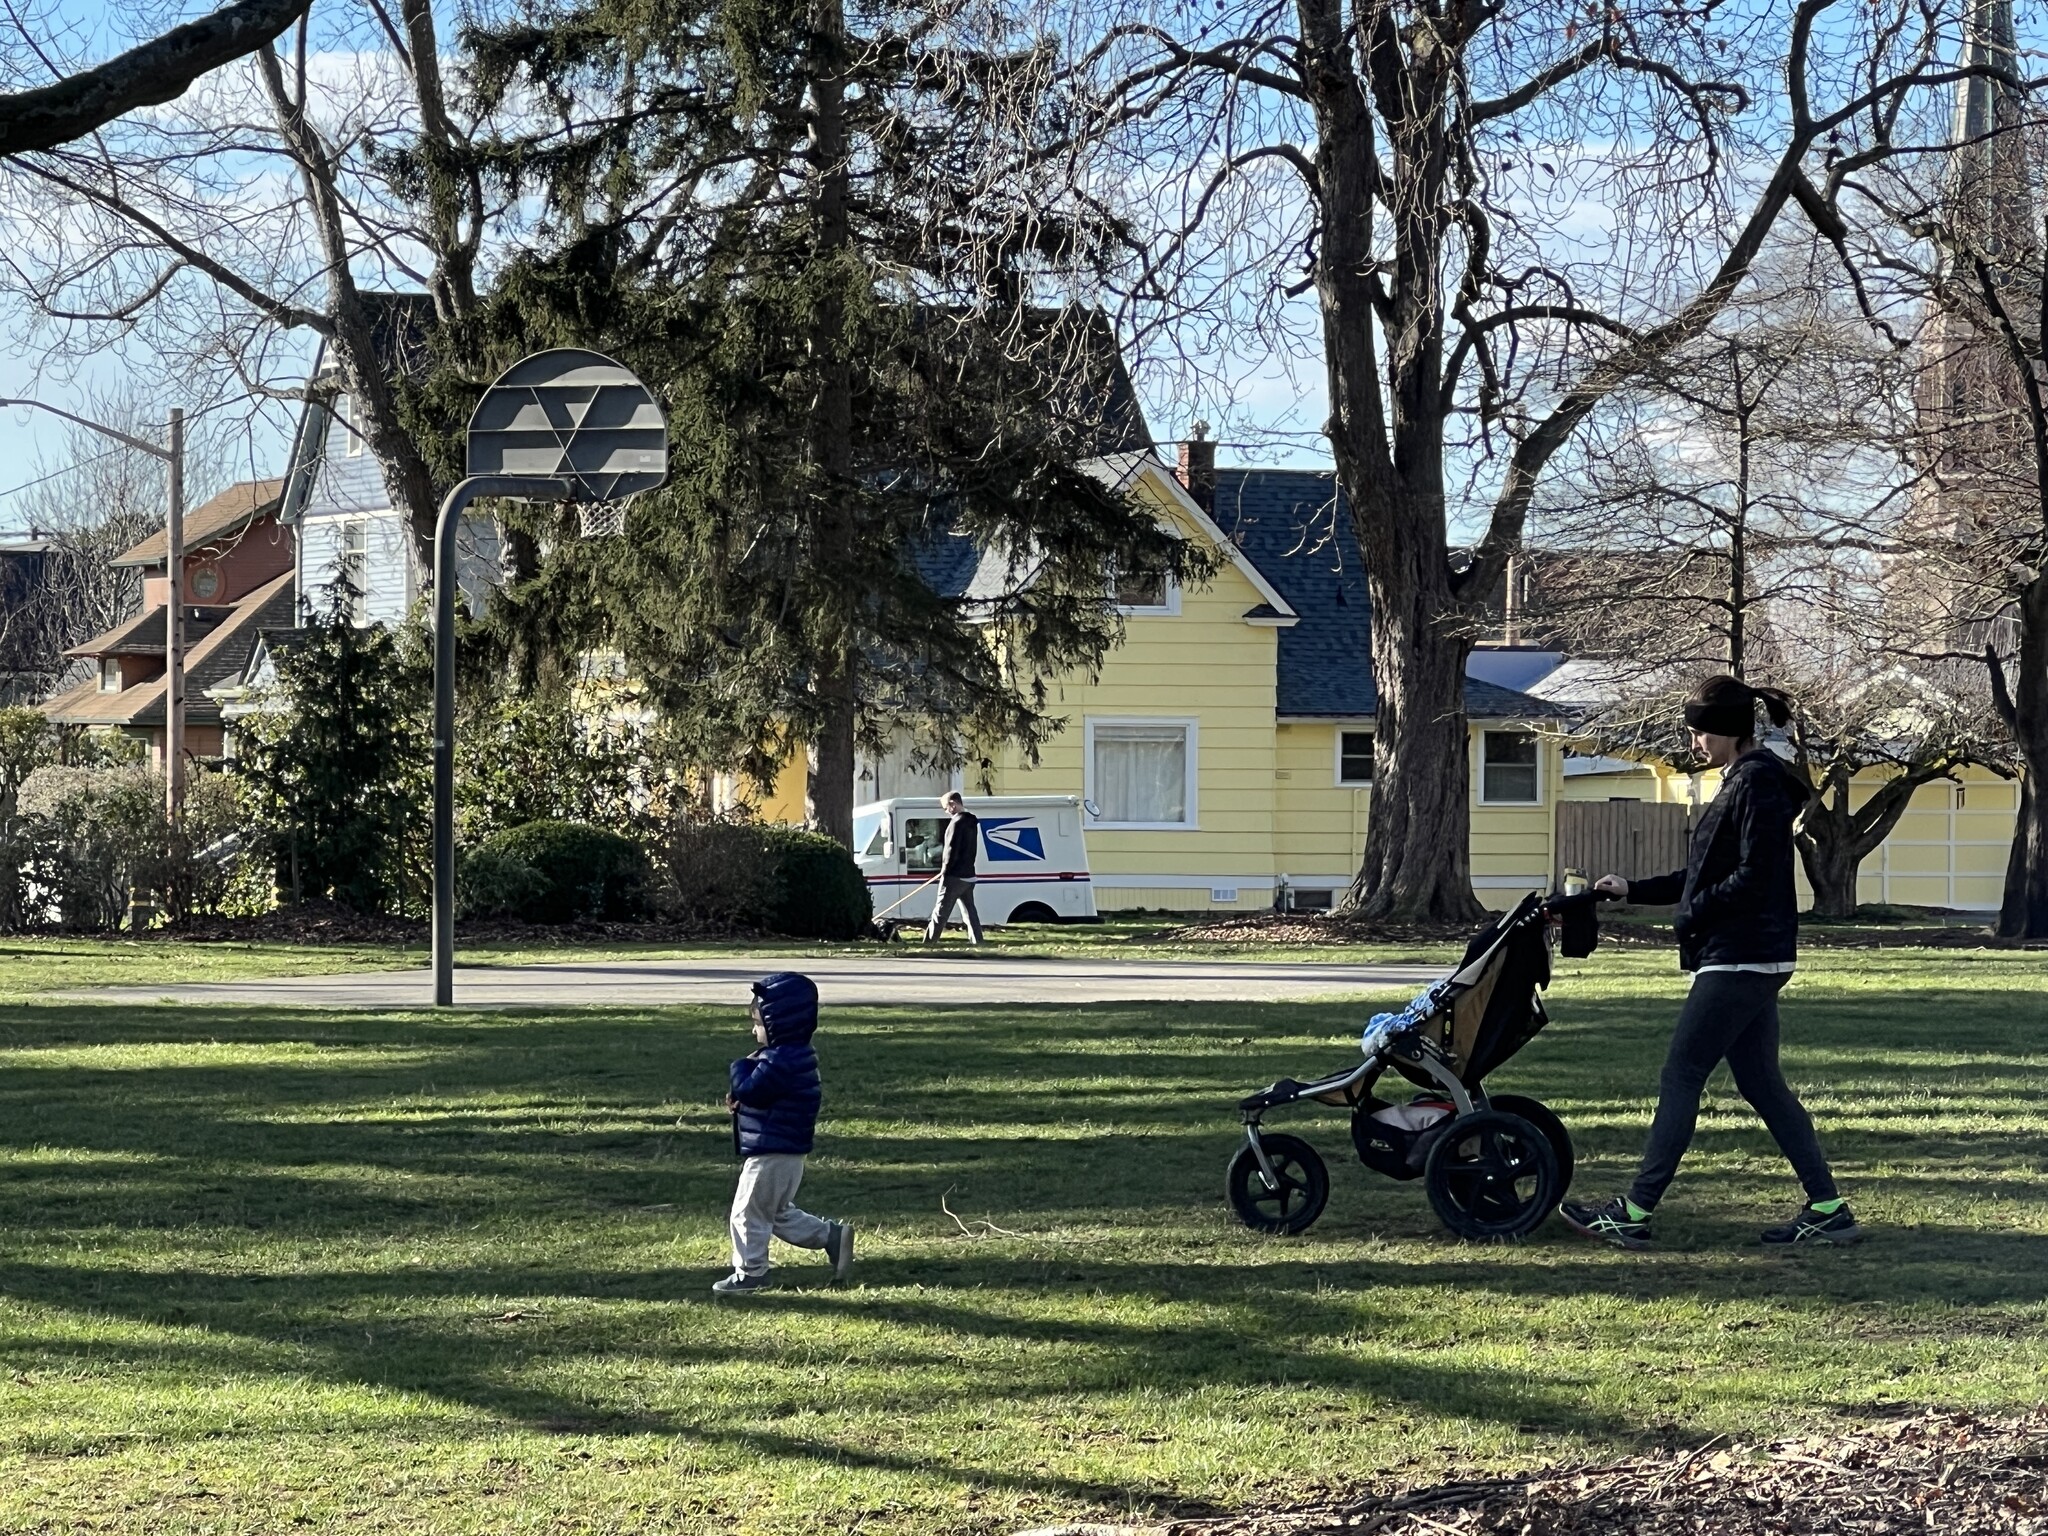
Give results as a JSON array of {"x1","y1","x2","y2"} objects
[{"x1": 730, "y1": 971, "x2": 822, "y2": 1157}]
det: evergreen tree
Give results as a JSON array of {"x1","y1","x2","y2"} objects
[
  {"x1": 236, "y1": 602, "x2": 430, "y2": 915},
  {"x1": 450, "y1": 0, "x2": 1197, "y2": 842}
]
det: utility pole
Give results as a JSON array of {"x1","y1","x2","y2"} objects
[
  {"x1": 0, "y1": 397, "x2": 187, "y2": 819},
  {"x1": 165, "y1": 408, "x2": 185, "y2": 822}
]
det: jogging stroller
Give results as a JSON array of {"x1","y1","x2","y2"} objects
[{"x1": 1227, "y1": 891, "x2": 1595, "y2": 1241}]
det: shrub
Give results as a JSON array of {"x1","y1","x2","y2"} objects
[
  {"x1": 17, "y1": 764, "x2": 162, "y2": 931},
  {"x1": 759, "y1": 824, "x2": 871, "y2": 939},
  {"x1": 138, "y1": 772, "x2": 275, "y2": 922},
  {"x1": 456, "y1": 844, "x2": 550, "y2": 920},
  {"x1": 662, "y1": 818, "x2": 777, "y2": 928},
  {"x1": 468, "y1": 819, "x2": 647, "y2": 924}
]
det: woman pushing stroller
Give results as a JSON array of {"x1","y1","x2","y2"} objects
[{"x1": 1560, "y1": 675, "x2": 1863, "y2": 1251}]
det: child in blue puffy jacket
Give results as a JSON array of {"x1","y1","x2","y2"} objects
[{"x1": 712, "y1": 972, "x2": 853, "y2": 1295}]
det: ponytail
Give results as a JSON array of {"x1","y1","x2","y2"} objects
[{"x1": 1683, "y1": 674, "x2": 1793, "y2": 739}]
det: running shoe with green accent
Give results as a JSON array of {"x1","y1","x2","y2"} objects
[
  {"x1": 1761, "y1": 1201, "x2": 1863, "y2": 1246},
  {"x1": 1559, "y1": 1194, "x2": 1653, "y2": 1250}
]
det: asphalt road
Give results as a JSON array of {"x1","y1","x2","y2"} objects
[{"x1": 72, "y1": 953, "x2": 1446, "y2": 1011}]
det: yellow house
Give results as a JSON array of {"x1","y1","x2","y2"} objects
[
  {"x1": 1558, "y1": 754, "x2": 2019, "y2": 912},
  {"x1": 760, "y1": 452, "x2": 1567, "y2": 913}
]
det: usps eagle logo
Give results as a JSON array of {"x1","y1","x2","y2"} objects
[{"x1": 979, "y1": 817, "x2": 1046, "y2": 862}]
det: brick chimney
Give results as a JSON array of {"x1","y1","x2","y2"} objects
[{"x1": 1175, "y1": 421, "x2": 1216, "y2": 512}]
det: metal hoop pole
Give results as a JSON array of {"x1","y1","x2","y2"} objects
[{"x1": 433, "y1": 474, "x2": 578, "y2": 1007}]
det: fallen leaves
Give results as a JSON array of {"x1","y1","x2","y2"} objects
[{"x1": 1016, "y1": 1412, "x2": 2048, "y2": 1536}]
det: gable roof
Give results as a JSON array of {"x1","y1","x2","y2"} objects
[
  {"x1": 1207, "y1": 468, "x2": 1562, "y2": 720},
  {"x1": 113, "y1": 479, "x2": 285, "y2": 568},
  {"x1": 1086, "y1": 453, "x2": 1298, "y2": 622},
  {"x1": 41, "y1": 571, "x2": 295, "y2": 729}
]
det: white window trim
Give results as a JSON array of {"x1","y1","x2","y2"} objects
[
  {"x1": 342, "y1": 396, "x2": 365, "y2": 457},
  {"x1": 1114, "y1": 570, "x2": 1180, "y2": 617},
  {"x1": 1084, "y1": 715, "x2": 1200, "y2": 830},
  {"x1": 1477, "y1": 728, "x2": 1543, "y2": 806},
  {"x1": 1332, "y1": 724, "x2": 1375, "y2": 787}
]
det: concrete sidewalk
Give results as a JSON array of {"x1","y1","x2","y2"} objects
[{"x1": 70, "y1": 953, "x2": 1445, "y2": 1010}]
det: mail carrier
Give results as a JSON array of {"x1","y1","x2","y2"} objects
[{"x1": 853, "y1": 795, "x2": 1098, "y2": 925}]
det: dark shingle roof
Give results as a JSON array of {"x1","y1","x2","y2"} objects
[{"x1": 1208, "y1": 468, "x2": 1561, "y2": 720}]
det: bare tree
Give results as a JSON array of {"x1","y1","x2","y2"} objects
[
  {"x1": 0, "y1": 385, "x2": 235, "y2": 697},
  {"x1": 1049, "y1": 0, "x2": 2021, "y2": 920},
  {"x1": 0, "y1": 0, "x2": 310, "y2": 157},
  {"x1": 0, "y1": 1, "x2": 506, "y2": 563},
  {"x1": 1522, "y1": 281, "x2": 2003, "y2": 917},
  {"x1": 1843, "y1": 0, "x2": 2048, "y2": 937}
]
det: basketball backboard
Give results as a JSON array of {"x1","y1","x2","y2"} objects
[{"x1": 465, "y1": 349, "x2": 668, "y2": 503}]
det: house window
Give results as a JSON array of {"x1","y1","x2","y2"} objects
[
  {"x1": 1087, "y1": 719, "x2": 1197, "y2": 828},
  {"x1": 99, "y1": 657, "x2": 120, "y2": 693},
  {"x1": 339, "y1": 520, "x2": 368, "y2": 623},
  {"x1": 1337, "y1": 730, "x2": 1375, "y2": 785},
  {"x1": 1112, "y1": 561, "x2": 1178, "y2": 615},
  {"x1": 1480, "y1": 730, "x2": 1540, "y2": 805},
  {"x1": 343, "y1": 395, "x2": 365, "y2": 457}
]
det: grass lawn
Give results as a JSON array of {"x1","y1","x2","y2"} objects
[
  {"x1": 1, "y1": 948, "x2": 2043, "y2": 1534},
  {"x1": 0, "y1": 921, "x2": 1473, "y2": 1002}
]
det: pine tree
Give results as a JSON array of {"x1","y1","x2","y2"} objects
[{"x1": 450, "y1": 0, "x2": 1195, "y2": 842}]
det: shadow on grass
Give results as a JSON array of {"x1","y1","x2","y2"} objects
[{"x1": 1, "y1": 978, "x2": 2045, "y2": 1507}]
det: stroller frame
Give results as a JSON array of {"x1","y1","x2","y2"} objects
[{"x1": 1230, "y1": 892, "x2": 1575, "y2": 1240}]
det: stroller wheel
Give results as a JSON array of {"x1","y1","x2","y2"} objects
[
  {"x1": 1486, "y1": 1095, "x2": 1574, "y2": 1201},
  {"x1": 1226, "y1": 1133, "x2": 1329, "y2": 1234},
  {"x1": 1423, "y1": 1110, "x2": 1560, "y2": 1241}
]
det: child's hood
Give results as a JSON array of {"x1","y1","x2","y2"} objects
[{"x1": 751, "y1": 971, "x2": 819, "y2": 1045}]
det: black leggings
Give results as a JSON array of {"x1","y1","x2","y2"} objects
[{"x1": 1629, "y1": 970, "x2": 1838, "y2": 1211}]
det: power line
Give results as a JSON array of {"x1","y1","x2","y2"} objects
[
  {"x1": 0, "y1": 442, "x2": 131, "y2": 501},
  {"x1": 0, "y1": 387, "x2": 280, "y2": 503}
]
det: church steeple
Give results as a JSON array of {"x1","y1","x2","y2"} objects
[
  {"x1": 1949, "y1": 0, "x2": 2026, "y2": 236},
  {"x1": 1953, "y1": 0, "x2": 2019, "y2": 147}
]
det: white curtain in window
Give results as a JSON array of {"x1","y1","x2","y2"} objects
[{"x1": 1094, "y1": 725, "x2": 1188, "y2": 823}]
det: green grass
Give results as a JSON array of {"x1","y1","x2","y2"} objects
[
  {"x1": 0, "y1": 920, "x2": 1471, "y2": 1001},
  {"x1": 1, "y1": 949, "x2": 2044, "y2": 1533}
]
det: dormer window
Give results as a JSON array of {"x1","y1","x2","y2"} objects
[
  {"x1": 99, "y1": 657, "x2": 120, "y2": 693},
  {"x1": 1112, "y1": 561, "x2": 1178, "y2": 616},
  {"x1": 338, "y1": 394, "x2": 364, "y2": 457}
]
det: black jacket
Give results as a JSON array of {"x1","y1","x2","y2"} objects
[
  {"x1": 939, "y1": 810, "x2": 978, "y2": 883},
  {"x1": 1627, "y1": 749, "x2": 1800, "y2": 971}
]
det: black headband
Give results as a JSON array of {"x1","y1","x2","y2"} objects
[{"x1": 1685, "y1": 699, "x2": 1753, "y2": 738}]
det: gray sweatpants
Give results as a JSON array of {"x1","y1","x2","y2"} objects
[
  {"x1": 926, "y1": 877, "x2": 984, "y2": 942},
  {"x1": 728, "y1": 1153, "x2": 831, "y2": 1276}
]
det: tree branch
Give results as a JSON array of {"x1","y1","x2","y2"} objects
[{"x1": 0, "y1": 0, "x2": 310, "y2": 158}]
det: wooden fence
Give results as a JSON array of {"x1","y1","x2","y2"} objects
[{"x1": 1556, "y1": 801, "x2": 1693, "y2": 885}]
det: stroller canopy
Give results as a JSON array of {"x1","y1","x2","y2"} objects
[{"x1": 1364, "y1": 894, "x2": 1554, "y2": 1088}]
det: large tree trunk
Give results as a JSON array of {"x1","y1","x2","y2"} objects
[
  {"x1": 1795, "y1": 764, "x2": 1953, "y2": 922},
  {"x1": 800, "y1": 0, "x2": 857, "y2": 848},
  {"x1": 1345, "y1": 568, "x2": 1485, "y2": 922},
  {"x1": 806, "y1": 666, "x2": 857, "y2": 845},
  {"x1": 1998, "y1": 579, "x2": 2048, "y2": 937}
]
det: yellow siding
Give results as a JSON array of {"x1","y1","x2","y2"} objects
[
  {"x1": 1272, "y1": 721, "x2": 1368, "y2": 883},
  {"x1": 989, "y1": 486, "x2": 1281, "y2": 909}
]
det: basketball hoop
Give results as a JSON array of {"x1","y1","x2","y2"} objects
[
  {"x1": 578, "y1": 500, "x2": 627, "y2": 539},
  {"x1": 432, "y1": 348, "x2": 670, "y2": 1009}
]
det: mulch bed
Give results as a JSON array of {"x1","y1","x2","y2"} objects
[
  {"x1": 1019, "y1": 1412, "x2": 2048, "y2": 1536},
  {"x1": 1160, "y1": 910, "x2": 2044, "y2": 951},
  {"x1": 131, "y1": 900, "x2": 761, "y2": 948}
]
